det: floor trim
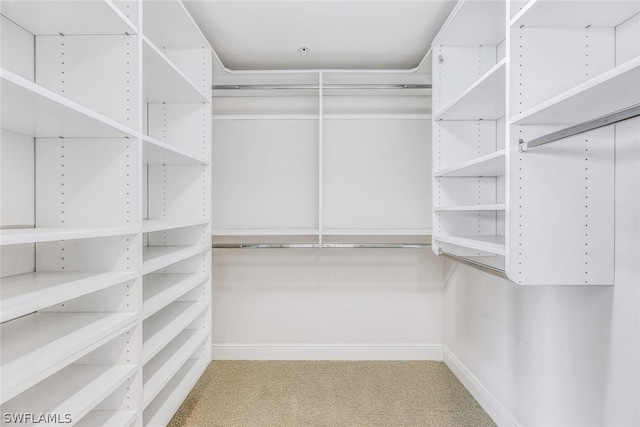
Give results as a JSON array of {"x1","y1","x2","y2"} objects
[
  {"x1": 212, "y1": 343, "x2": 443, "y2": 361},
  {"x1": 443, "y1": 346, "x2": 520, "y2": 427}
]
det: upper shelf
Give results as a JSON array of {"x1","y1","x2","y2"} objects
[
  {"x1": 0, "y1": 0, "x2": 137, "y2": 35},
  {"x1": 434, "y1": 149, "x2": 506, "y2": 177},
  {"x1": 511, "y1": 57, "x2": 640, "y2": 126},
  {"x1": 511, "y1": 0, "x2": 640, "y2": 28},
  {"x1": 1, "y1": 69, "x2": 138, "y2": 138},
  {"x1": 143, "y1": 219, "x2": 210, "y2": 234},
  {"x1": 433, "y1": 0, "x2": 506, "y2": 47},
  {"x1": 143, "y1": 135, "x2": 210, "y2": 165},
  {"x1": 435, "y1": 59, "x2": 506, "y2": 121},
  {"x1": 143, "y1": 0, "x2": 209, "y2": 49},
  {"x1": 0, "y1": 226, "x2": 137, "y2": 246}
]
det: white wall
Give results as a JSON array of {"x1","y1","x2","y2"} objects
[{"x1": 443, "y1": 118, "x2": 640, "y2": 426}]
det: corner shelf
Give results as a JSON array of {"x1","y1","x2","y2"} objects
[
  {"x1": 143, "y1": 135, "x2": 210, "y2": 165},
  {"x1": 143, "y1": 273, "x2": 210, "y2": 320},
  {"x1": 510, "y1": 0, "x2": 640, "y2": 28},
  {"x1": 434, "y1": 149, "x2": 505, "y2": 177},
  {"x1": 433, "y1": 234, "x2": 506, "y2": 256}
]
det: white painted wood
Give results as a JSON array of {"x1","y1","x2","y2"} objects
[
  {"x1": 322, "y1": 228, "x2": 432, "y2": 236},
  {"x1": 434, "y1": 150, "x2": 505, "y2": 177},
  {"x1": 143, "y1": 0, "x2": 210, "y2": 50},
  {"x1": 616, "y1": 13, "x2": 640, "y2": 65},
  {"x1": 433, "y1": 121, "x2": 499, "y2": 171},
  {"x1": 147, "y1": 165, "x2": 209, "y2": 220},
  {"x1": 1, "y1": 16, "x2": 34, "y2": 81},
  {"x1": 511, "y1": 0, "x2": 640, "y2": 28},
  {"x1": 434, "y1": 204, "x2": 505, "y2": 211},
  {"x1": 75, "y1": 410, "x2": 138, "y2": 427},
  {"x1": 143, "y1": 135, "x2": 209, "y2": 165},
  {"x1": 147, "y1": 103, "x2": 211, "y2": 155},
  {"x1": 142, "y1": 245, "x2": 209, "y2": 275},
  {"x1": 432, "y1": 0, "x2": 506, "y2": 47},
  {"x1": 0, "y1": 130, "x2": 34, "y2": 228},
  {"x1": 212, "y1": 228, "x2": 319, "y2": 236},
  {"x1": 0, "y1": 227, "x2": 137, "y2": 246},
  {"x1": 433, "y1": 235, "x2": 506, "y2": 256},
  {"x1": 143, "y1": 273, "x2": 209, "y2": 319},
  {"x1": 142, "y1": 219, "x2": 209, "y2": 233}
]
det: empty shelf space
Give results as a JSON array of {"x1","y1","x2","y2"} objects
[
  {"x1": 143, "y1": 273, "x2": 210, "y2": 319},
  {"x1": 76, "y1": 410, "x2": 137, "y2": 427},
  {"x1": 2, "y1": 364, "x2": 136, "y2": 424},
  {"x1": 143, "y1": 135, "x2": 210, "y2": 165},
  {"x1": 511, "y1": 57, "x2": 640, "y2": 126},
  {"x1": 434, "y1": 150, "x2": 505, "y2": 177},
  {"x1": 0, "y1": 271, "x2": 137, "y2": 323},
  {"x1": 142, "y1": 245, "x2": 209, "y2": 275},
  {"x1": 434, "y1": 204, "x2": 506, "y2": 211},
  {"x1": 435, "y1": 59, "x2": 506, "y2": 120},
  {"x1": 212, "y1": 229, "x2": 320, "y2": 236},
  {"x1": 433, "y1": 0, "x2": 506, "y2": 46},
  {"x1": 511, "y1": 0, "x2": 640, "y2": 28},
  {"x1": 0, "y1": 69, "x2": 138, "y2": 138},
  {"x1": 0, "y1": 312, "x2": 136, "y2": 403},
  {"x1": 0, "y1": 226, "x2": 138, "y2": 246},
  {"x1": 143, "y1": 219, "x2": 210, "y2": 233},
  {"x1": 143, "y1": 0, "x2": 209, "y2": 50},
  {"x1": 143, "y1": 38, "x2": 208, "y2": 103},
  {"x1": 143, "y1": 301, "x2": 208, "y2": 364},
  {"x1": 0, "y1": 0, "x2": 137, "y2": 35},
  {"x1": 434, "y1": 234, "x2": 506, "y2": 256},
  {"x1": 323, "y1": 228, "x2": 432, "y2": 236},
  {"x1": 143, "y1": 358, "x2": 209, "y2": 427},
  {"x1": 143, "y1": 329, "x2": 209, "y2": 408}
]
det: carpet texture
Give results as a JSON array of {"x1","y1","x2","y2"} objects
[{"x1": 168, "y1": 361, "x2": 496, "y2": 427}]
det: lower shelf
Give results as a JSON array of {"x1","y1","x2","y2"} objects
[
  {"x1": 143, "y1": 273, "x2": 209, "y2": 320},
  {"x1": 142, "y1": 245, "x2": 209, "y2": 275},
  {"x1": 433, "y1": 234, "x2": 505, "y2": 256},
  {"x1": 76, "y1": 410, "x2": 137, "y2": 427}
]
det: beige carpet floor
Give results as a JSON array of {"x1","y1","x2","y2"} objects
[{"x1": 168, "y1": 361, "x2": 495, "y2": 427}]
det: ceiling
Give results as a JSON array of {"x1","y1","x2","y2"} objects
[{"x1": 183, "y1": 1, "x2": 456, "y2": 71}]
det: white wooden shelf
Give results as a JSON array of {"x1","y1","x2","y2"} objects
[
  {"x1": 143, "y1": 135, "x2": 210, "y2": 165},
  {"x1": 143, "y1": 273, "x2": 210, "y2": 320},
  {"x1": 511, "y1": 57, "x2": 640, "y2": 126},
  {"x1": 143, "y1": 358, "x2": 209, "y2": 427},
  {"x1": 143, "y1": 0, "x2": 210, "y2": 50},
  {"x1": 0, "y1": 312, "x2": 136, "y2": 403},
  {"x1": 212, "y1": 228, "x2": 319, "y2": 236},
  {"x1": 76, "y1": 410, "x2": 138, "y2": 427},
  {"x1": 143, "y1": 38, "x2": 208, "y2": 104},
  {"x1": 212, "y1": 114, "x2": 318, "y2": 121},
  {"x1": 434, "y1": 149, "x2": 505, "y2": 177},
  {"x1": 323, "y1": 228, "x2": 432, "y2": 236},
  {"x1": 434, "y1": 204, "x2": 505, "y2": 212},
  {"x1": 142, "y1": 301, "x2": 208, "y2": 364},
  {"x1": 434, "y1": 59, "x2": 506, "y2": 120},
  {"x1": 510, "y1": 0, "x2": 640, "y2": 28},
  {"x1": 0, "y1": 0, "x2": 137, "y2": 35},
  {"x1": 142, "y1": 219, "x2": 210, "y2": 234},
  {"x1": 0, "y1": 226, "x2": 137, "y2": 246},
  {"x1": 0, "y1": 69, "x2": 138, "y2": 138},
  {"x1": 1, "y1": 363, "x2": 137, "y2": 425},
  {"x1": 143, "y1": 329, "x2": 209, "y2": 408},
  {"x1": 0, "y1": 271, "x2": 137, "y2": 323},
  {"x1": 142, "y1": 245, "x2": 209, "y2": 275},
  {"x1": 433, "y1": 234, "x2": 506, "y2": 256},
  {"x1": 432, "y1": 0, "x2": 506, "y2": 46}
]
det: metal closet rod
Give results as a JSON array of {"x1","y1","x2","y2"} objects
[
  {"x1": 519, "y1": 104, "x2": 640, "y2": 152},
  {"x1": 213, "y1": 243, "x2": 432, "y2": 249},
  {"x1": 212, "y1": 84, "x2": 431, "y2": 90},
  {"x1": 438, "y1": 249, "x2": 508, "y2": 280}
]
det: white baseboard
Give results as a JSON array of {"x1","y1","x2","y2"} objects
[
  {"x1": 212, "y1": 343, "x2": 443, "y2": 361},
  {"x1": 443, "y1": 346, "x2": 519, "y2": 427}
]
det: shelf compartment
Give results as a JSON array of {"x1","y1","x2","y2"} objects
[
  {"x1": 0, "y1": 271, "x2": 137, "y2": 323},
  {"x1": 0, "y1": 312, "x2": 136, "y2": 403},
  {"x1": 143, "y1": 219, "x2": 210, "y2": 234},
  {"x1": 434, "y1": 149, "x2": 505, "y2": 177},
  {"x1": 433, "y1": 0, "x2": 506, "y2": 47},
  {"x1": 143, "y1": 38, "x2": 208, "y2": 104},
  {"x1": 0, "y1": 0, "x2": 137, "y2": 35},
  {"x1": 212, "y1": 228, "x2": 319, "y2": 236},
  {"x1": 142, "y1": 245, "x2": 209, "y2": 275},
  {"x1": 434, "y1": 59, "x2": 506, "y2": 121},
  {"x1": 143, "y1": 357, "x2": 209, "y2": 427},
  {"x1": 433, "y1": 234, "x2": 506, "y2": 256},
  {"x1": 143, "y1": 0, "x2": 209, "y2": 50},
  {"x1": 143, "y1": 301, "x2": 208, "y2": 364},
  {"x1": 511, "y1": 0, "x2": 640, "y2": 28},
  {"x1": 1, "y1": 363, "x2": 136, "y2": 425},
  {"x1": 143, "y1": 135, "x2": 210, "y2": 165},
  {"x1": 143, "y1": 329, "x2": 209, "y2": 408},
  {"x1": 511, "y1": 57, "x2": 640, "y2": 126},
  {"x1": 322, "y1": 228, "x2": 432, "y2": 236},
  {"x1": 434, "y1": 204, "x2": 506, "y2": 211},
  {"x1": 76, "y1": 410, "x2": 137, "y2": 427},
  {"x1": 143, "y1": 273, "x2": 209, "y2": 320},
  {"x1": 0, "y1": 69, "x2": 138, "y2": 138},
  {"x1": 0, "y1": 226, "x2": 137, "y2": 246}
]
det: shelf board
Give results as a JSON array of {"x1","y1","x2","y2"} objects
[
  {"x1": 323, "y1": 228, "x2": 432, "y2": 236},
  {"x1": 511, "y1": 57, "x2": 640, "y2": 126},
  {"x1": 143, "y1": 358, "x2": 209, "y2": 427},
  {"x1": 0, "y1": 226, "x2": 138, "y2": 246},
  {"x1": 143, "y1": 273, "x2": 210, "y2": 320},
  {"x1": 142, "y1": 219, "x2": 210, "y2": 234},
  {"x1": 434, "y1": 204, "x2": 506, "y2": 212},
  {"x1": 76, "y1": 410, "x2": 137, "y2": 427},
  {"x1": 212, "y1": 229, "x2": 319, "y2": 236},
  {"x1": 433, "y1": 234, "x2": 505, "y2": 256},
  {"x1": 434, "y1": 149, "x2": 506, "y2": 177},
  {"x1": 143, "y1": 38, "x2": 208, "y2": 103},
  {"x1": 0, "y1": 271, "x2": 137, "y2": 323},
  {"x1": 2, "y1": 363, "x2": 136, "y2": 423},
  {"x1": 142, "y1": 245, "x2": 209, "y2": 275},
  {"x1": 434, "y1": 59, "x2": 506, "y2": 120},
  {"x1": 511, "y1": 0, "x2": 640, "y2": 28},
  {"x1": 143, "y1": 301, "x2": 208, "y2": 364},
  {"x1": 143, "y1": 135, "x2": 210, "y2": 165},
  {"x1": 143, "y1": 329, "x2": 209, "y2": 408},
  {"x1": 0, "y1": 68, "x2": 138, "y2": 138},
  {"x1": 0, "y1": 0, "x2": 137, "y2": 35},
  {"x1": 432, "y1": 0, "x2": 506, "y2": 47},
  {"x1": 0, "y1": 312, "x2": 136, "y2": 403},
  {"x1": 143, "y1": 0, "x2": 210, "y2": 49}
]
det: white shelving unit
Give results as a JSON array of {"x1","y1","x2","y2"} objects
[{"x1": 1, "y1": 0, "x2": 212, "y2": 424}]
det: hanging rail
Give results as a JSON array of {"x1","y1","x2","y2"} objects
[
  {"x1": 213, "y1": 243, "x2": 432, "y2": 249},
  {"x1": 519, "y1": 104, "x2": 640, "y2": 152},
  {"x1": 438, "y1": 249, "x2": 508, "y2": 280},
  {"x1": 212, "y1": 84, "x2": 431, "y2": 90}
]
